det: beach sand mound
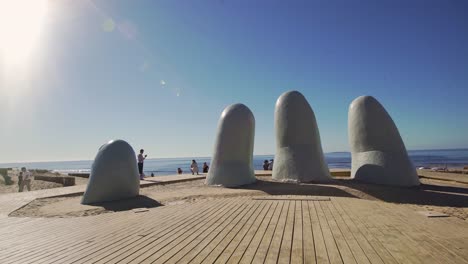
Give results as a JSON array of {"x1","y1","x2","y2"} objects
[
  {"x1": 0, "y1": 170, "x2": 88, "y2": 194},
  {"x1": 1, "y1": 179, "x2": 63, "y2": 194},
  {"x1": 10, "y1": 195, "x2": 163, "y2": 218},
  {"x1": 9, "y1": 176, "x2": 468, "y2": 220}
]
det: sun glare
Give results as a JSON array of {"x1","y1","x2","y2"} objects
[{"x1": 0, "y1": 0, "x2": 48, "y2": 66}]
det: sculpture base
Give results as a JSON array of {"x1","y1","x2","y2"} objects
[
  {"x1": 351, "y1": 150, "x2": 420, "y2": 187},
  {"x1": 273, "y1": 145, "x2": 331, "y2": 183}
]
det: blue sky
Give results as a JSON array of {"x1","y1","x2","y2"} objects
[{"x1": 0, "y1": 0, "x2": 467, "y2": 162}]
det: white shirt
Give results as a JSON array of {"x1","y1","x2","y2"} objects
[
  {"x1": 191, "y1": 162, "x2": 199, "y2": 172},
  {"x1": 22, "y1": 171, "x2": 32, "y2": 181},
  {"x1": 137, "y1": 154, "x2": 145, "y2": 163}
]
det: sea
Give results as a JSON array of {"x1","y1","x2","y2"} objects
[{"x1": 1, "y1": 149, "x2": 468, "y2": 176}]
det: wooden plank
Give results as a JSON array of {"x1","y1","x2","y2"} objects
[
  {"x1": 236, "y1": 202, "x2": 279, "y2": 264},
  {"x1": 169, "y1": 200, "x2": 254, "y2": 263},
  {"x1": 172, "y1": 199, "x2": 255, "y2": 263},
  {"x1": 37, "y1": 205, "x2": 194, "y2": 263},
  {"x1": 1, "y1": 193, "x2": 467, "y2": 264},
  {"x1": 387, "y1": 225, "x2": 442, "y2": 263},
  {"x1": 319, "y1": 200, "x2": 356, "y2": 264},
  {"x1": 264, "y1": 201, "x2": 290, "y2": 264},
  {"x1": 214, "y1": 200, "x2": 271, "y2": 263},
  {"x1": 168, "y1": 201, "x2": 252, "y2": 263},
  {"x1": 187, "y1": 199, "x2": 261, "y2": 263},
  {"x1": 113, "y1": 198, "x2": 243, "y2": 264},
  {"x1": 251, "y1": 201, "x2": 286, "y2": 263},
  {"x1": 198, "y1": 200, "x2": 264, "y2": 264},
  {"x1": 225, "y1": 201, "x2": 274, "y2": 264},
  {"x1": 302, "y1": 200, "x2": 316, "y2": 264},
  {"x1": 99, "y1": 198, "x2": 243, "y2": 263},
  {"x1": 314, "y1": 201, "x2": 343, "y2": 264},
  {"x1": 19, "y1": 213, "x2": 161, "y2": 264},
  {"x1": 134, "y1": 198, "x2": 247, "y2": 263},
  {"x1": 308, "y1": 201, "x2": 329, "y2": 264},
  {"x1": 2, "y1": 211, "x2": 141, "y2": 264},
  {"x1": 378, "y1": 201, "x2": 468, "y2": 263},
  {"x1": 359, "y1": 200, "x2": 441, "y2": 264},
  {"x1": 1, "y1": 204, "x2": 177, "y2": 262},
  {"x1": 253, "y1": 197, "x2": 330, "y2": 201},
  {"x1": 278, "y1": 200, "x2": 296, "y2": 264},
  {"x1": 368, "y1": 201, "x2": 460, "y2": 263},
  {"x1": 0, "y1": 217, "x2": 76, "y2": 245},
  {"x1": 333, "y1": 199, "x2": 398, "y2": 264},
  {"x1": 340, "y1": 198, "x2": 421, "y2": 264},
  {"x1": 290, "y1": 200, "x2": 303, "y2": 264},
  {"x1": 330, "y1": 199, "x2": 388, "y2": 264},
  {"x1": 162, "y1": 200, "x2": 253, "y2": 263},
  {"x1": 42, "y1": 200, "x2": 217, "y2": 264},
  {"x1": 324, "y1": 200, "x2": 371, "y2": 264}
]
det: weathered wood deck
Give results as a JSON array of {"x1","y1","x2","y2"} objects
[{"x1": 0, "y1": 194, "x2": 467, "y2": 263}]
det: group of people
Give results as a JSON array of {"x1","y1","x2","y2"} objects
[
  {"x1": 137, "y1": 149, "x2": 209, "y2": 179},
  {"x1": 187, "y1": 160, "x2": 209, "y2": 175},
  {"x1": 18, "y1": 167, "x2": 32, "y2": 192},
  {"x1": 263, "y1": 159, "x2": 274, "y2": 170}
]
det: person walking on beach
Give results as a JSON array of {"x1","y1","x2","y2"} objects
[
  {"x1": 137, "y1": 149, "x2": 147, "y2": 180},
  {"x1": 263, "y1": 160, "x2": 269, "y2": 170},
  {"x1": 191, "y1": 160, "x2": 199, "y2": 175},
  {"x1": 19, "y1": 167, "x2": 32, "y2": 192},
  {"x1": 203, "y1": 162, "x2": 209, "y2": 173}
]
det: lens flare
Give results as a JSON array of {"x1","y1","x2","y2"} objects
[{"x1": 0, "y1": 0, "x2": 48, "y2": 66}]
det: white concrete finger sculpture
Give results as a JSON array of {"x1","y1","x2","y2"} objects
[
  {"x1": 348, "y1": 96, "x2": 420, "y2": 186},
  {"x1": 273, "y1": 91, "x2": 331, "y2": 182},
  {"x1": 82, "y1": 139, "x2": 140, "y2": 204},
  {"x1": 205, "y1": 103, "x2": 256, "y2": 187}
]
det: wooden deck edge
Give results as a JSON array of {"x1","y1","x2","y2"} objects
[
  {"x1": 141, "y1": 176, "x2": 206, "y2": 186},
  {"x1": 418, "y1": 175, "x2": 468, "y2": 185}
]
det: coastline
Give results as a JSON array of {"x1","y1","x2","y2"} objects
[
  {"x1": 2, "y1": 167, "x2": 467, "y2": 197},
  {"x1": 1, "y1": 148, "x2": 468, "y2": 176}
]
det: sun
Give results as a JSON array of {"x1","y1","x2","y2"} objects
[{"x1": 0, "y1": 0, "x2": 48, "y2": 66}]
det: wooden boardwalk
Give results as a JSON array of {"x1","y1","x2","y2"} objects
[{"x1": 0, "y1": 195, "x2": 467, "y2": 263}]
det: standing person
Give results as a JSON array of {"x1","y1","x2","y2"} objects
[
  {"x1": 137, "y1": 149, "x2": 147, "y2": 180},
  {"x1": 18, "y1": 170, "x2": 23, "y2": 190},
  {"x1": 263, "y1": 160, "x2": 269, "y2": 170},
  {"x1": 191, "y1": 160, "x2": 199, "y2": 175},
  {"x1": 19, "y1": 167, "x2": 32, "y2": 192},
  {"x1": 203, "y1": 162, "x2": 209, "y2": 173}
]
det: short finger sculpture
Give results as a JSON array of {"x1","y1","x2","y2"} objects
[
  {"x1": 348, "y1": 96, "x2": 419, "y2": 186},
  {"x1": 205, "y1": 103, "x2": 256, "y2": 187},
  {"x1": 273, "y1": 91, "x2": 331, "y2": 182},
  {"x1": 82, "y1": 139, "x2": 140, "y2": 204}
]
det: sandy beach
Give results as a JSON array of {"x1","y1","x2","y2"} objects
[
  {"x1": 8, "y1": 171, "x2": 468, "y2": 220},
  {"x1": 2, "y1": 167, "x2": 467, "y2": 220},
  {"x1": 0, "y1": 169, "x2": 88, "y2": 194}
]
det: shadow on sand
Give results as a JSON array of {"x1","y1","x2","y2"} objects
[
  {"x1": 243, "y1": 176, "x2": 468, "y2": 208},
  {"x1": 242, "y1": 179, "x2": 358, "y2": 198},
  {"x1": 335, "y1": 180, "x2": 468, "y2": 208},
  {"x1": 88, "y1": 195, "x2": 163, "y2": 212}
]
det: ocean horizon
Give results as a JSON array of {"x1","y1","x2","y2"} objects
[{"x1": 1, "y1": 148, "x2": 468, "y2": 176}]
